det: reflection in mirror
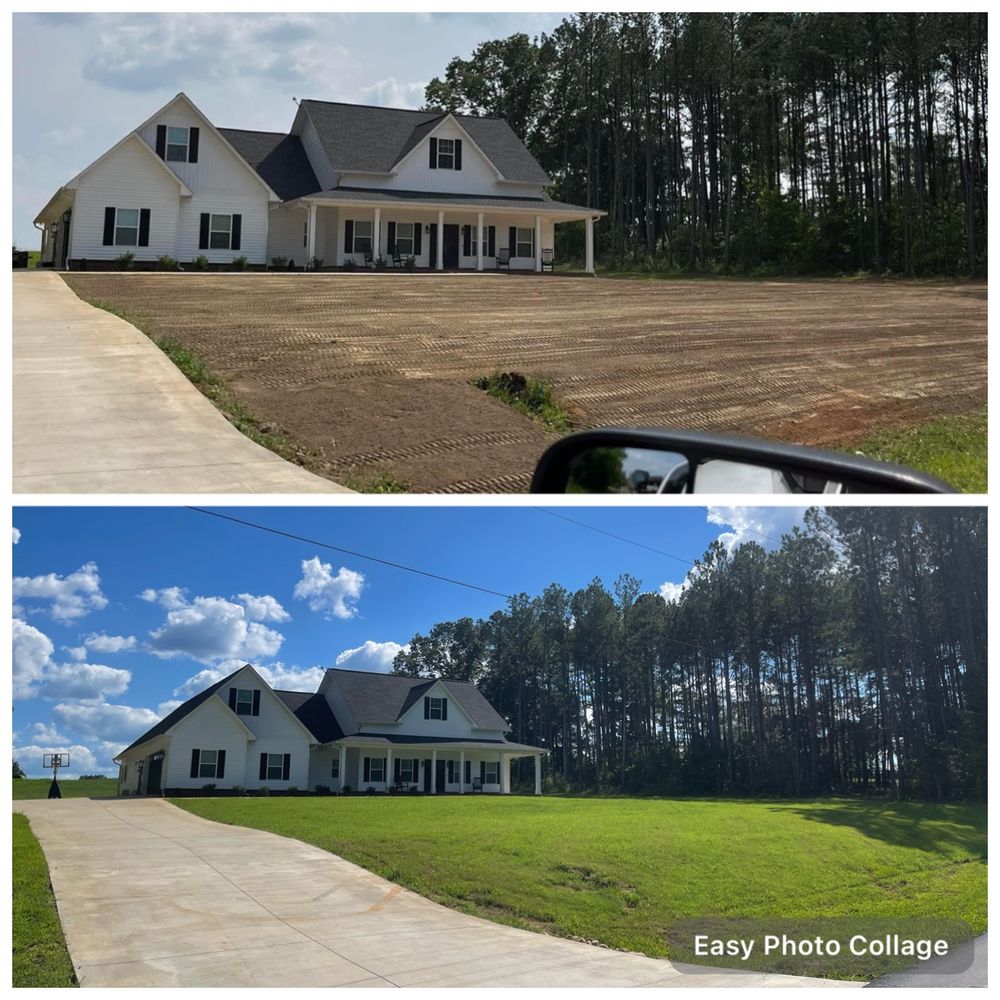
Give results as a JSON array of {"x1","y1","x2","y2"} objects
[
  {"x1": 565, "y1": 448, "x2": 847, "y2": 494},
  {"x1": 567, "y1": 447, "x2": 690, "y2": 494}
]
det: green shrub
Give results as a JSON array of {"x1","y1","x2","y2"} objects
[
  {"x1": 343, "y1": 258, "x2": 356, "y2": 271},
  {"x1": 270, "y1": 256, "x2": 288, "y2": 269},
  {"x1": 231, "y1": 255, "x2": 249, "y2": 271},
  {"x1": 403, "y1": 256, "x2": 416, "y2": 271},
  {"x1": 201, "y1": 783, "x2": 217, "y2": 792},
  {"x1": 193, "y1": 255, "x2": 209, "y2": 270},
  {"x1": 156, "y1": 255, "x2": 179, "y2": 271},
  {"x1": 287, "y1": 258, "x2": 296, "y2": 270},
  {"x1": 309, "y1": 256, "x2": 324, "y2": 270},
  {"x1": 258, "y1": 785, "x2": 269, "y2": 796},
  {"x1": 374, "y1": 256, "x2": 388, "y2": 271},
  {"x1": 473, "y1": 371, "x2": 572, "y2": 432},
  {"x1": 314, "y1": 784, "x2": 332, "y2": 796},
  {"x1": 115, "y1": 251, "x2": 134, "y2": 270}
]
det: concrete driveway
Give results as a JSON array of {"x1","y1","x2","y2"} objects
[
  {"x1": 13, "y1": 273, "x2": 348, "y2": 493},
  {"x1": 16, "y1": 798, "x2": 860, "y2": 988}
]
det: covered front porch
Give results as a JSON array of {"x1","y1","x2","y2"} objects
[
  {"x1": 313, "y1": 739, "x2": 547, "y2": 795},
  {"x1": 270, "y1": 192, "x2": 600, "y2": 274}
]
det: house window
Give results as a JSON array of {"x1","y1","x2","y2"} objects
[
  {"x1": 437, "y1": 138, "x2": 455, "y2": 170},
  {"x1": 114, "y1": 208, "x2": 139, "y2": 246},
  {"x1": 166, "y1": 126, "x2": 190, "y2": 162},
  {"x1": 399, "y1": 758, "x2": 416, "y2": 783},
  {"x1": 365, "y1": 756, "x2": 386, "y2": 783},
  {"x1": 266, "y1": 753, "x2": 285, "y2": 781},
  {"x1": 446, "y1": 759, "x2": 455, "y2": 783},
  {"x1": 331, "y1": 757, "x2": 340, "y2": 779},
  {"x1": 516, "y1": 227, "x2": 534, "y2": 258},
  {"x1": 209, "y1": 214, "x2": 233, "y2": 250},
  {"x1": 485, "y1": 761, "x2": 499, "y2": 784},
  {"x1": 235, "y1": 688, "x2": 254, "y2": 715},
  {"x1": 428, "y1": 697, "x2": 445, "y2": 720},
  {"x1": 465, "y1": 760, "x2": 471, "y2": 784},
  {"x1": 394, "y1": 222, "x2": 414, "y2": 256},
  {"x1": 352, "y1": 220, "x2": 372, "y2": 254},
  {"x1": 199, "y1": 750, "x2": 220, "y2": 779}
]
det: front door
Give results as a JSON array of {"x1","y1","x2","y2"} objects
[
  {"x1": 146, "y1": 753, "x2": 163, "y2": 795},
  {"x1": 443, "y1": 224, "x2": 460, "y2": 268},
  {"x1": 435, "y1": 759, "x2": 447, "y2": 793},
  {"x1": 59, "y1": 212, "x2": 71, "y2": 269},
  {"x1": 423, "y1": 759, "x2": 432, "y2": 793}
]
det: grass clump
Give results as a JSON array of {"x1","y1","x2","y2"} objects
[
  {"x1": 12, "y1": 776, "x2": 118, "y2": 800},
  {"x1": 341, "y1": 470, "x2": 410, "y2": 493},
  {"x1": 13, "y1": 814, "x2": 77, "y2": 987},
  {"x1": 851, "y1": 409, "x2": 986, "y2": 493},
  {"x1": 174, "y1": 795, "x2": 986, "y2": 978},
  {"x1": 473, "y1": 371, "x2": 571, "y2": 432}
]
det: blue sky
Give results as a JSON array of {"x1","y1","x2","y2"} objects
[
  {"x1": 12, "y1": 505, "x2": 806, "y2": 777},
  {"x1": 12, "y1": 11, "x2": 566, "y2": 248}
]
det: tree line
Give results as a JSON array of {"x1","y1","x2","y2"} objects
[
  {"x1": 425, "y1": 12, "x2": 988, "y2": 277},
  {"x1": 394, "y1": 509, "x2": 986, "y2": 801}
]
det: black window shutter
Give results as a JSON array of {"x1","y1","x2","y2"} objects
[
  {"x1": 344, "y1": 219, "x2": 354, "y2": 254},
  {"x1": 414, "y1": 223, "x2": 422, "y2": 256},
  {"x1": 462, "y1": 226, "x2": 471, "y2": 256},
  {"x1": 252, "y1": 690, "x2": 260, "y2": 716},
  {"x1": 190, "y1": 749, "x2": 200, "y2": 779},
  {"x1": 454, "y1": 139, "x2": 462, "y2": 170},
  {"x1": 228, "y1": 688, "x2": 237, "y2": 711},
  {"x1": 465, "y1": 760, "x2": 471, "y2": 784},
  {"x1": 363, "y1": 757, "x2": 370, "y2": 782},
  {"x1": 102, "y1": 207, "x2": 115, "y2": 246},
  {"x1": 442, "y1": 699, "x2": 448, "y2": 721},
  {"x1": 155, "y1": 125, "x2": 166, "y2": 159},
  {"x1": 188, "y1": 126, "x2": 200, "y2": 163},
  {"x1": 424, "y1": 697, "x2": 430, "y2": 720},
  {"x1": 231, "y1": 214, "x2": 242, "y2": 251},
  {"x1": 259, "y1": 753, "x2": 267, "y2": 780},
  {"x1": 387, "y1": 221, "x2": 396, "y2": 253},
  {"x1": 394, "y1": 758, "x2": 401, "y2": 781},
  {"x1": 199, "y1": 213, "x2": 210, "y2": 250},
  {"x1": 217, "y1": 749, "x2": 226, "y2": 779},
  {"x1": 480, "y1": 761, "x2": 486, "y2": 783},
  {"x1": 282, "y1": 754, "x2": 291, "y2": 781},
  {"x1": 429, "y1": 137, "x2": 437, "y2": 169},
  {"x1": 509, "y1": 226, "x2": 517, "y2": 256},
  {"x1": 488, "y1": 226, "x2": 496, "y2": 257},
  {"x1": 138, "y1": 209, "x2": 150, "y2": 247}
]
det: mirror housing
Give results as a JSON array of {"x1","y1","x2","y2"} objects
[{"x1": 531, "y1": 428, "x2": 956, "y2": 494}]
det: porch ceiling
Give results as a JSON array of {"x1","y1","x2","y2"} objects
[{"x1": 331, "y1": 736, "x2": 546, "y2": 756}]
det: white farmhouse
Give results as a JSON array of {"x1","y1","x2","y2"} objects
[
  {"x1": 115, "y1": 664, "x2": 546, "y2": 797},
  {"x1": 35, "y1": 92, "x2": 602, "y2": 273}
]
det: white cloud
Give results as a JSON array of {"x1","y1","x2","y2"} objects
[
  {"x1": 706, "y1": 506, "x2": 807, "y2": 553},
  {"x1": 293, "y1": 556, "x2": 364, "y2": 620},
  {"x1": 12, "y1": 742, "x2": 106, "y2": 778},
  {"x1": 37, "y1": 663, "x2": 132, "y2": 702},
  {"x1": 659, "y1": 581, "x2": 688, "y2": 604},
  {"x1": 148, "y1": 595, "x2": 284, "y2": 663},
  {"x1": 359, "y1": 76, "x2": 426, "y2": 109},
  {"x1": 13, "y1": 561, "x2": 108, "y2": 623},
  {"x1": 235, "y1": 593, "x2": 290, "y2": 623},
  {"x1": 172, "y1": 661, "x2": 325, "y2": 699},
  {"x1": 52, "y1": 701, "x2": 161, "y2": 745},
  {"x1": 64, "y1": 645, "x2": 87, "y2": 661},
  {"x1": 13, "y1": 618, "x2": 55, "y2": 699},
  {"x1": 138, "y1": 586, "x2": 187, "y2": 610},
  {"x1": 32, "y1": 721, "x2": 68, "y2": 743},
  {"x1": 12, "y1": 526, "x2": 21, "y2": 544},
  {"x1": 336, "y1": 640, "x2": 408, "y2": 673},
  {"x1": 81, "y1": 633, "x2": 138, "y2": 654}
]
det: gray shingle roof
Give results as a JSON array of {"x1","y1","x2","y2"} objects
[
  {"x1": 298, "y1": 100, "x2": 551, "y2": 185},
  {"x1": 274, "y1": 690, "x2": 343, "y2": 743},
  {"x1": 218, "y1": 129, "x2": 319, "y2": 201},
  {"x1": 328, "y1": 668, "x2": 510, "y2": 733}
]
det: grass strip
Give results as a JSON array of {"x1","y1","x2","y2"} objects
[
  {"x1": 12, "y1": 777, "x2": 118, "y2": 800},
  {"x1": 12, "y1": 813, "x2": 77, "y2": 987},
  {"x1": 474, "y1": 371, "x2": 572, "y2": 432}
]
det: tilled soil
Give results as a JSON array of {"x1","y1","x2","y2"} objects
[{"x1": 61, "y1": 273, "x2": 987, "y2": 493}]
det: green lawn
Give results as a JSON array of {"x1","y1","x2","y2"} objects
[
  {"x1": 175, "y1": 796, "x2": 986, "y2": 975},
  {"x1": 853, "y1": 409, "x2": 987, "y2": 493},
  {"x1": 12, "y1": 814, "x2": 77, "y2": 987},
  {"x1": 12, "y1": 777, "x2": 118, "y2": 800}
]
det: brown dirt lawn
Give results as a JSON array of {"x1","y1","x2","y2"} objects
[{"x1": 61, "y1": 274, "x2": 986, "y2": 493}]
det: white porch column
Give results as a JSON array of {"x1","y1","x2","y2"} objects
[
  {"x1": 436, "y1": 211, "x2": 444, "y2": 270},
  {"x1": 357, "y1": 752, "x2": 364, "y2": 790},
  {"x1": 373, "y1": 207, "x2": 381, "y2": 262},
  {"x1": 338, "y1": 744, "x2": 347, "y2": 793},
  {"x1": 476, "y1": 213, "x2": 484, "y2": 271},
  {"x1": 534, "y1": 754, "x2": 542, "y2": 796},
  {"x1": 459, "y1": 750, "x2": 466, "y2": 793},
  {"x1": 385, "y1": 746, "x2": 392, "y2": 791},
  {"x1": 431, "y1": 749, "x2": 438, "y2": 793},
  {"x1": 306, "y1": 202, "x2": 317, "y2": 268},
  {"x1": 585, "y1": 217, "x2": 595, "y2": 274},
  {"x1": 500, "y1": 753, "x2": 510, "y2": 794},
  {"x1": 534, "y1": 215, "x2": 543, "y2": 272}
]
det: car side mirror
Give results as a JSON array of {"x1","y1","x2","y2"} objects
[{"x1": 531, "y1": 429, "x2": 955, "y2": 494}]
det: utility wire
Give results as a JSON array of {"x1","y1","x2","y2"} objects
[{"x1": 185, "y1": 507, "x2": 513, "y2": 600}]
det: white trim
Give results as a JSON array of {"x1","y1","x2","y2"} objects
[{"x1": 291, "y1": 195, "x2": 604, "y2": 221}]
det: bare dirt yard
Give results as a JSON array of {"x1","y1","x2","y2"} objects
[{"x1": 62, "y1": 273, "x2": 986, "y2": 492}]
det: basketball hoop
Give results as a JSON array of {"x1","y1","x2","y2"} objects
[{"x1": 43, "y1": 753, "x2": 69, "y2": 799}]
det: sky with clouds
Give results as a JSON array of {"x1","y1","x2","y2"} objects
[
  {"x1": 12, "y1": 505, "x2": 807, "y2": 777},
  {"x1": 12, "y1": 11, "x2": 566, "y2": 247}
]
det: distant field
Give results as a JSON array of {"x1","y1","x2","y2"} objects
[
  {"x1": 176, "y1": 795, "x2": 986, "y2": 976},
  {"x1": 12, "y1": 777, "x2": 118, "y2": 800}
]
